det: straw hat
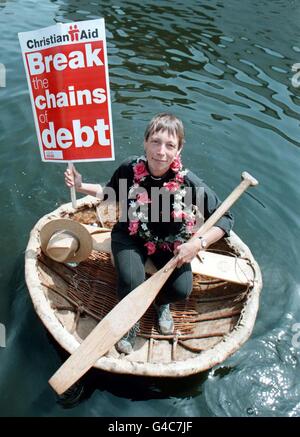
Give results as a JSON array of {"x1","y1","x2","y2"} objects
[{"x1": 40, "y1": 219, "x2": 93, "y2": 263}]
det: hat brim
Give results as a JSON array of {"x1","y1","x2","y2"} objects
[{"x1": 40, "y1": 219, "x2": 93, "y2": 263}]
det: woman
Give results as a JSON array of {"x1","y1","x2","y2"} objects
[{"x1": 65, "y1": 113, "x2": 234, "y2": 354}]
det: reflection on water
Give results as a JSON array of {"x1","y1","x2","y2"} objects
[
  {"x1": 205, "y1": 329, "x2": 300, "y2": 417},
  {"x1": 0, "y1": 0, "x2": 300, "y2": 417}
]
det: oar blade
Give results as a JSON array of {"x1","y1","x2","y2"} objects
[{"x1": 191, "y1": 251, "x2": 254, "y2": 285}]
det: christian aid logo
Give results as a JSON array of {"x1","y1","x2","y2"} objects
[
  {"x1": 26, "y1": 26, "x2": 99, "y2": 50},
  {"x1": 67, "y1": 25, "x2": 99, "y2": 42},
  {"x1": 68, "y1": 25, "x2": 80, "y2": 42}
]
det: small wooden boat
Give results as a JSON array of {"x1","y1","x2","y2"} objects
[{"x1": 25, "y1": 196, "x2": 262, "y2": 378}]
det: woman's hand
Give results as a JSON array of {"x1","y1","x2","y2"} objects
[
  {"x1": 174, "y1": 239, "x2": 202, "y2": 268},
  {"x1": 64, "y1": 165, "x2": 82, "y2": 190}
]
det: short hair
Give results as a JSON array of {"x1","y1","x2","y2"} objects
[{"x1": 144, "y1": 113, "x2": 185, "y2": 149}]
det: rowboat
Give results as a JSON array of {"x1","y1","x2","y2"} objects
[{"x1": 25, "y1": 196, "x2": 262, "y2": 378}]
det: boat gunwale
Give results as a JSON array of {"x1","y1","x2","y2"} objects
[{"x1": 25, "y1": 196, "x2": 263, "y2": 377}]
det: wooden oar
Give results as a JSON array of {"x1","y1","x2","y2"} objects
[{"x1": 49, "y1": 171, "x2": 258, "y2": 394}]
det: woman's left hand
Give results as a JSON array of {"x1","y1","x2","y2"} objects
[{"x1": 174, "y1": 240, "x2": 202, "y2": 268}]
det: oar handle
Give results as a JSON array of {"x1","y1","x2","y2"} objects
[
  {"x1": 192, "y1": 171, "x2": 258, "y2": 239},
  {"x1": 241, "y1": 171, "x2": 259, "y2": 187}
]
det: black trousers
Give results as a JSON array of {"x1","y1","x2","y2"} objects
[{"x1": 111, "y1": 230, "x2": 193, "y2": 305}]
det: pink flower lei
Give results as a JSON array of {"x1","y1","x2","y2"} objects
[{"x1": 128, "y1": 155, "x2": 198, "y2": 255}]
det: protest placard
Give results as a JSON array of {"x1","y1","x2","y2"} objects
[{"x1": 19, "y1": 19, "x2": 114, "y2": 163}]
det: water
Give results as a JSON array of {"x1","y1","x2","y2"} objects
[{"x1": 0, "y1": 0, "x2": 300, "y2": 417}]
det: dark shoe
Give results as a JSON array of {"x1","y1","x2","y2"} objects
[
  {"x1": 154, "y1": 303, "x2": 174, "y2": 335},
  {"x1": 116, "y1": 322, "x2": 140, "y2": 354}
]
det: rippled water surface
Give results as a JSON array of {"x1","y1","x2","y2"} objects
[{"x1": 0, "y1": 0, "x2": 300, "y2": 417}]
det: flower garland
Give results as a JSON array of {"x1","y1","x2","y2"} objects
[{"x1": 127, "y1": 155, "x2": 198, "y2": 255}]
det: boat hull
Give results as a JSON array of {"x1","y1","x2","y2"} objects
[{"x1": 25, "y1": 196, "x2": 262, "y2": 377}]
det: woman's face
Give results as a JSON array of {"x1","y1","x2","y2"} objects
[{"x1": 144, "y1": 129, "x2": 181, "y2": 177}]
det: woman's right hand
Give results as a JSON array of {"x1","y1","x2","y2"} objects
[{"x1": 64, "y1": 164, "x2": 82, "y2": 190}]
